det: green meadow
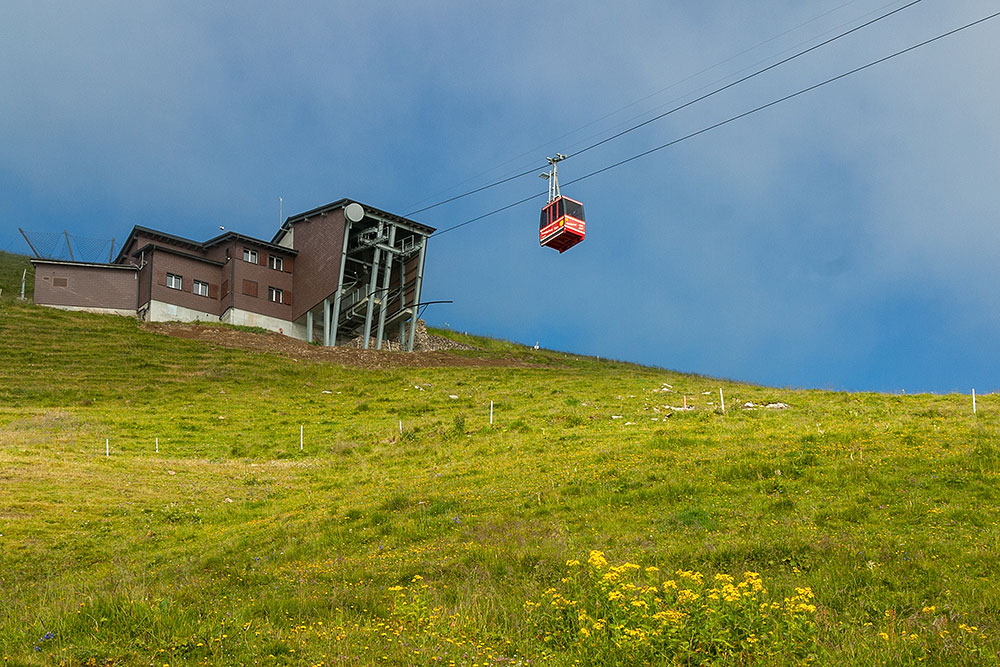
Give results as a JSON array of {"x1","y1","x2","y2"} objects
[{"x1": 1, "y1": 286, "x2": 998, "y2": 664}]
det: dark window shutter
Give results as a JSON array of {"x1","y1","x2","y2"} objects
[
  {"x1": 209, "y1": 284, "x2": 219, "y2": 299},
  {"x1": 155, "y1": 271, "x2": 166, "y2": 286},
  {"x1": 242, "y1": 280, "x2": 258, "y2": 297},
  {"x1": 284, "y1": 291, "x2": 291, "y2": 306},
  {"x1": 221, "y1": 280, "x2": 229, "y2": 297}
]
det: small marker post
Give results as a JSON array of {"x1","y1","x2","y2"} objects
[
  {"x1": 300, "y1": 425, "x2": 303, "y2": 451},
  {"x1": 105, "y1": 438, "x2": 109, "y2": 457},
  {"x1": 399, "y1": 420, "x2": 403, "y2": 434},
  {"x1": 490, "y1": 400, "x2": 494, "y2": 426},
  {"x1": 973, "y1": 389, "x2": 977, "y2": 415},
  {"x1": 156, "y1": 437, "x2": 159, "y2": 454},
  {"x1": 719, "y1": 388, "x2": 726, "y2": 413}
]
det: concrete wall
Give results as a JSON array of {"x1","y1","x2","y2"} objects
[
  {"x1": 147, "y1": 299, "x2": 218, "y2": 323},
  {"x1": 220, "y1": 307, "x2": 306, "y2": 340}
]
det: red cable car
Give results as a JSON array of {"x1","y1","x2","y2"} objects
[{"x1": 539, "y1": 154, "x2": 585, "y2": 253}]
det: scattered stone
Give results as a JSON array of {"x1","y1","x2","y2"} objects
[{"x1": 766, "y1": 402, "x2": 790, "y2": 409}]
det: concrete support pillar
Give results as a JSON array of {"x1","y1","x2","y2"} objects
[
  {"x1": 306, "y1": 310, "x2": 314, "y2": 344},
  {"x1": 362, "y1": 247, "x2": 380, "y2": 350},
  {"x1": 328, "y1": 220, "x2": 353, "y2": 347},
  {"x1": 407, "y1": 237, "x2": 427, "y2": 352},
  {"x1": 375, "y1": 225, "x2": 396, "y2": 350},
  {"x1": 398, "y1": 257, "x2": 407, "y2": 345},
  {"x1": 322, "y1": 298, "x2": 331, "y2": 346}
]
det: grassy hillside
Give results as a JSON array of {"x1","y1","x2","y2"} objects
[
  {"x1": 0, "y1": 250, "x2": 33, "y2": 303},
  {"x1": 1, "y1": 302, "x2": 998, "y2": 666}
]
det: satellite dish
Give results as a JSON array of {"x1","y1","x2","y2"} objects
[{"x1": 344, "y1": 202, "x2": 365, "y2": 223}]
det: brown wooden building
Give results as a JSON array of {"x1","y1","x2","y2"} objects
[{"x1": 30, "y1": 199, "x2": 433, "y2": 350}]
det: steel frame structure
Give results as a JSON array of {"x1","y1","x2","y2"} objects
[{"x1": 311, "y1": 207, "x2": 430, "y2": 351}]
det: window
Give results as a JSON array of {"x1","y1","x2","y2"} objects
[
  {"x1": 53, "y1": 277, "x2": 68, "y2": 288},
  {"x1": 193, "y1": 280, "x2": 209, "y2": 297},
  {"x1": 564, "y1": 198, "x2": 585, "y2": 221},
  {"x1": 268, "y1": 287, "x2": 283, "y2": 304},
  {"x1": 166, "y1": 273, "x2": 183, "y2": 290},
  {"x1": 268, "y1": 255, "x2": 283, "y2": 271},
  {"x1": 243, "y1": 248, "x2": 258, "y2": 264}
]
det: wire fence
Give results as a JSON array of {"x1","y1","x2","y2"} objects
[{"x1": 18, "y1": 229, "x2": 116, "y2": 263}]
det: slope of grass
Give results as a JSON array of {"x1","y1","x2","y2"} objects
[
  {"x1": 1, "y1": 302, "x2": 998, "y2": 665},
  {"x1": 0, "y1": 250, "x2": 33, "y2": 303}
]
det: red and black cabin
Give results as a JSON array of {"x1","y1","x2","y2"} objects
[{"x1": 539, "y1": 195, "x2": 586, "y2": 253}]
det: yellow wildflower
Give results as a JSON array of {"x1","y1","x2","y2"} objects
[
  {"x1": 677, "y1": 589, "x2": 700, "y2": 604},
  {"x1": 588, "y1": 551, "x2": 608, "y2": 570}
]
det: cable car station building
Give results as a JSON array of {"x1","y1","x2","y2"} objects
[{"x1": 30, "y1": 199, "x2": 434, "y2": 351}]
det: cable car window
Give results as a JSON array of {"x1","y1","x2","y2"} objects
[
  {"x1": 564, "y1": 199, "x2": 585, "y2": 221},
  {"x1": 539, "y1": 207, "x2": 548, "y2": 230},
  {"x1": 556, "y1": 198, "x2": 565, "y2": 218}
]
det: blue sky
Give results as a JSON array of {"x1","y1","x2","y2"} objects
[{"x1": 2, "y1": 1, "x2": 998, "y2": 393}]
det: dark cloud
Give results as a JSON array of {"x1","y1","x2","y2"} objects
[{"x1": 2, "y1": 0, "x2": 997, "y2": 390}]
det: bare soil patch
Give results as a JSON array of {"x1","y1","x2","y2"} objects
[{"x1": 141, "y1": 322, "x2": 535, "y2": 369}]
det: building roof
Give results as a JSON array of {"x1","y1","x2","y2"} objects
[
  {"x1": 115, "y1": 225, "x2": 297, "y2": 264},
  {"x1": 130, "y1": 242, "x2": 227, "y2": 266},
  {"x1": 271, "y1": 199, "x2": 436, "y2": 245},
  {"x1": 110, "y1": 199, "x2": 430, "y2": 264},
  {"x1": 30, "y1": 258, "x2": 138, "y2": 270}
]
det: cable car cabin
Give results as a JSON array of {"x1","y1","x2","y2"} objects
[{"x1": 539, "y1": 195, "x2": 586, "y2": 253}]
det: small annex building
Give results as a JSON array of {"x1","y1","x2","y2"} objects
[{"x1": 30, "y1": 199, "x2": 434, "y2": 350}]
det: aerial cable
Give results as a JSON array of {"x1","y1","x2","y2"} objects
[
  {"x1": 430, "y1": 9, "x2": 1000, "y2": 238},
  {"x1": 403, "y1": 0, "x2": 871, "y2": 215},
  {"x1": 563, "y1": 0, "x2": 923, "y2": 161},
  {"x1": 554, "y1": 0, "x2": 914, "y2": 157},
  {"x1": 408, "y1": 0, "x2": 923, "y2": 218},
  {"x1": 403, "y1": 0, "x2": 894, "y2": 216}
]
